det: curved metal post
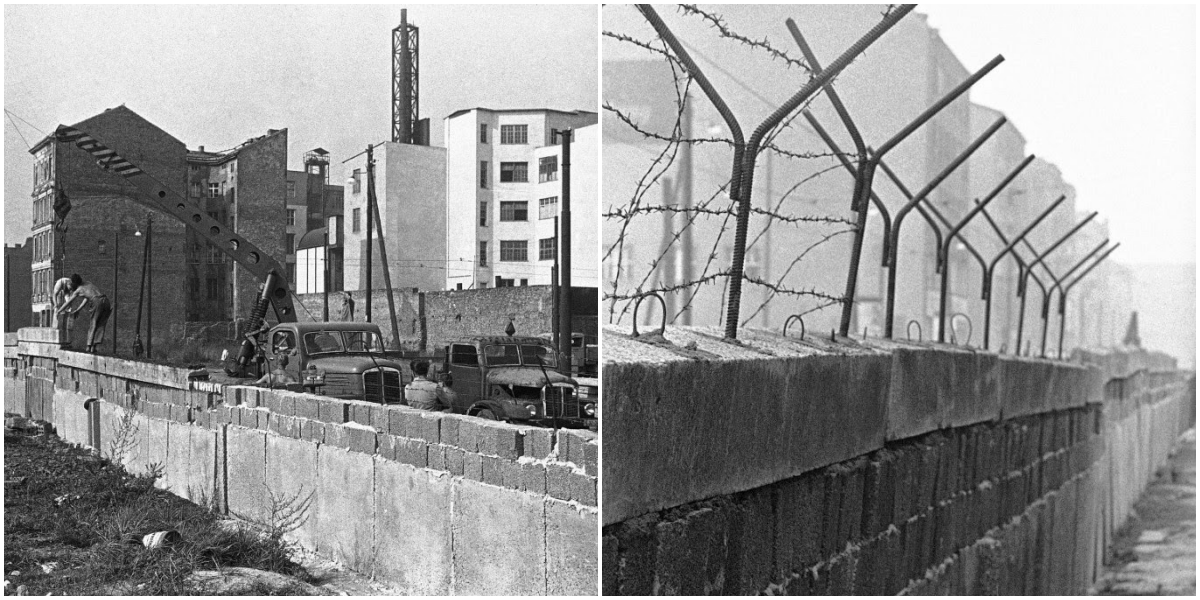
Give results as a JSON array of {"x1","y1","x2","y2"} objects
[
  {"x1": 1014, "y1": 212, "x2": 1097, "y2": 352},
  {"x1": 976, "y1": 201, "x2": 1050, "y2": 350},
  {"x1": 980, "y1": 195, "x2": 1066, "y2": 348},
  {"x1": 1038, "y1": 238, "x2": 1108, "y2": 358},
  {"x1": 1057, "y1": 243, "x2": 1119, "y2": 358},
  {"x1": 883, "y1": 116, "x2": 1006, "y2": 338},
  {"x1": 935, "y1": 155, "x2": 1034, "y2": 342}
]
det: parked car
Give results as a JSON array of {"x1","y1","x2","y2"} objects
[
  {"x1": 256, "y1": 322, "x2": 405, "y2": 404},
  {"x1": 437, "y1": 335, "x2": 596, "y2": 428}
]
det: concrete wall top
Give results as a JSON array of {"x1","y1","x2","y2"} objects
[
  {"x1": 18, "y1": 327, "x2": 67, "y2": 344},
  {"x1": 602, "y1": 324, "x2": 1104, "y2": 525}
]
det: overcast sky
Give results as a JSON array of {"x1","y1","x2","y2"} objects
[
  {"x1": 3, "y1": 4, "x2": 597, "y2": 245},
  {"x1": 919, "y1": 4, "x2": 1195, "y2": 266}
]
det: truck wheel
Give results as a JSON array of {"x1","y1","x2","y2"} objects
[{"x1": 476, "y1": 408, "x2": 500, "y2": 421}]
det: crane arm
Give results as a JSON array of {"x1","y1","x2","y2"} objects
[{"x1": 55, "y1": 125, "x2": 298, "y2": 375}]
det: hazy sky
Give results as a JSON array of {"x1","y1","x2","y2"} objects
[
  {"x1": 920, "y1": 4, "x2": 1195, "y2": 266},
  {"x1": 3, "y1": 4, "x2": 597, "y2": 245}
]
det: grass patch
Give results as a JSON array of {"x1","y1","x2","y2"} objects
[{"x1": 4, "y1": 429, "x2": 312, "y2": 595}]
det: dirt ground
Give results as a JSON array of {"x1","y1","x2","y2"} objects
[
  {"x1": 2, "y1": 423, "x2": 397, "y2": 596},
  {"x1": 1092, "y1": 429, "x2": 1196, "y2": 595}
]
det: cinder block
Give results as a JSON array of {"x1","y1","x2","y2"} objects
[
  {"x1": 347, "y1": 427, "x2": 377, "y2": 454},
  {"x1": 724, "y1": 490, "x2": 773, "y2": 594},
  {"x1": 547, "y1": 463, "x2": 574, "y2": 501},
  {"x1": 482, "y1": 455, "x2": 505, "y2": 486},
  {"x1": 602, "y1": 534, "x2": 618, "y2": 595},
  {"x1": 439, "y1": 414, "x2": 460, "y2": 447},
  {"x1": 569, "y1": 472, "x2": 597, "y2": 506},
  {"x1": 654, "y1": 504, "x2": 730, "y2": 595},
  {"x1": 387, "y1": 408, "x2": 406, "y2": 437},
  {"x1": 582, "y1": 440, "x2": 598, "y2": 477},
  {"x1": 397, "y1": 437, "x2": 427, "y2": 468},
  {"x1": 427, "y1": 444, "x2": 447, "y2": 471},
  {"x1": 773, "y1": 469, "x2": 824, "y2": 578},
  {"x1": 826, "y1": 547, "x2": 858, "y2": 595},
  {"x1": 325, "y1": 424, "x2": 350, "y2": 449},
  {"x1": 456, "y1": 418, "x2": 481, "y2": 452},
  {"x1": 370, "y1": 405, "x2": 388, "y2": 431},
  {"x1": 463, "y1": 452, "x2": 484, "y2": 481},
  {"x1": 501, "y1": 459, "x2": 524, "y2": 491},
  {"x1": 523, "y1": 426, "x2": 553, "y2": 459},
  {"x1": 301, "y1": 419, "x2": 325, "y2": 444},
  {"x1": 294, "y1": 397, "x2": 320, "y2": 421},
  {"x1": 444, "y1": 446, "x2": 465, "y2": 476},
  {"x1": 521, "y1": 461, "x2": 547, "y2": 495},
  {"x1": 403, "y1": 411, "x2": 440, "y2": 444},
  {"x1": 482, "y1": 425, "x2": 523, "y2": 459},
  {"x1": 613, "y1": 515, "x2": 657, "y2": 595},
  {"x1": 317, "y1": 398, "x2": 348, "y2": 423}
]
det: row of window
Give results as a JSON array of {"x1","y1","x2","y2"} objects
[
  {"x1": 31, "y1": 230, "x2": 53, "y2": 263},
  {"x1": 478, "y1": 157, "x2": 558, "y2": 188},
  {"x1": 478, "y1": 197, "x2": 559, "y2": 227},
  {"x1": 479, "y1": 124, "x2": 530, "y2": 145},
  {"x1": 190, "y1": 181, "x2": 235, "y2": 201},
  {"x1": 31, "y1": 268, "x2": 53, "y2": 304},
  {"x1": 477, "y1": 237, "x2": 557, "y2": 266},
  {"x1": 32, "y1": 193, "x2": 53, "y2": 227}
]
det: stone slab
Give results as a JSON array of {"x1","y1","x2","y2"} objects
[
  {"x1": 373, "y1": 459, "x2": 454, "y2": 595},
  {"x1": 451, "y1": 480, "x2": 546, "y2": 595}
]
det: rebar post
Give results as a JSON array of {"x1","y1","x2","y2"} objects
[
  {"x1": 980, "y1": 196, "x2": 1066, "y2": 349},
  {"x1": 975, "y1": 200, "x2": 1051, "y2": 350},
  {"x1": 935, "y1": 155, "x2": 1033, "y2": 342},
  {"x1": 1014, "y1": 212, "x2": 1098, "y2": 353},
  {"x1": 1058, "y1": 243, "x2": 1120, "y2": 358}
]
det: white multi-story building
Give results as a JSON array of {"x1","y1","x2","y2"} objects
[{"x1": 444, "y1": 108, "x2": 597, "y2": 290}]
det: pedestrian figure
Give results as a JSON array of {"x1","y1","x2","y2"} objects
[
  {"x1": 56, "y1": 274, "x2": 112, "y2": 354},
  {"x1": 404, "y1": 360, "x2": 450, "y2": 411}
]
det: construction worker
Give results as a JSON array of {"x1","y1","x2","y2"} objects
[
  {"x1": 50, "y1": 276, "x2": 74, "y2": 331},
  {"x1": 56, "y1": 274, "x2": 112, "y2": 353},
  {"x1": 404, "y1": 360, "x2": 450, "y2": 411}
]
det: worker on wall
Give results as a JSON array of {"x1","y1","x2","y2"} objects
[{"x1": 56, "y1": 274, "x2": 112, "y2": 354}]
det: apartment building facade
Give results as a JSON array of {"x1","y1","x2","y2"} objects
[{"x1": 444, "y1": 108, "x2": 598, "y2": 290}]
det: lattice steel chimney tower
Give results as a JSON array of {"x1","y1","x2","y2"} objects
[{"x1": 392, "y1": 9, "x2": 424, "y2": 145}]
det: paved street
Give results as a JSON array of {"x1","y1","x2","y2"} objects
[{"x1": 1093, "y1": 429, "x2": 1196, "y2": 595}]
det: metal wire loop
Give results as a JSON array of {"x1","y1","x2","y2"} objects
[
  {"x1": 907, "y1": 320, "x2": 922, "y2": 342},
  {"x1": 782, "y1": 314, "x2": 806, "y2": 340},
  {"x1": 951, "y1": 312, "x2": 973, "y2": 345},
  {"x1": 631, "y1": 293, "x2": 668, "y2": 338}
]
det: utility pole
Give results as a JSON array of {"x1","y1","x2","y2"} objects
[
  {"x1": 146, "y1": 214, "x2": 153, "y2": 359},
  {"x1": 111, "y1": 230, "x2": 119, "y2": 355},
  {"x1": 552, "y1": 216, "x2": 560, "y2": 352},
  {"x1": 555, "y1": 129, "x2": 573, "y2": 374},
  {"x1": 322, "y1": 185, "x2": 329, "y2": 321},
  {"x1": 366, "y1": 144, "x2": 402, "y2": 349},
  {"x1": 365, "y1": 147, "x2": 373, "y2": 324}
]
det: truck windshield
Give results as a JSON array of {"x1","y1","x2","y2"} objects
[
  {"x1": 304, "y1": 331, "x2": 383, "y2": 355},
  {"x1": 483, "y1": 344, "x2": 558, "y2": 368}
]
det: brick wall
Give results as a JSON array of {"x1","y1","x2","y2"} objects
[
  {"x1": 230, "y1": 130, "x2": 288, "y2": 322},
  {"x1": 296, "y1": 285, "x2": 597, "y2": 351}
]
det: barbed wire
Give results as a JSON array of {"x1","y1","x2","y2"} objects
[{"x1": 678, "y1": 4, "x2": 812, "y2": 73}]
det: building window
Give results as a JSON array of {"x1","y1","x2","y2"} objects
[
  {"x1": 500, "y1": 124, "x2": 528, "y2": 145},
  {"x1": 479, "y1": 201, "x2": 488, "y2": 227},
  {"x1": 207, "y1": 245, "x2": 224, "y2": 264},
  {"x1": 520, "y1": 279, "x2": 528, "y2": 286},
  {"x1": 480, "y1": 123, "x2": 488, "y2": 144},
  {"x1": 499, "y1": 240, "x2": 527, "y2": 262},
  {"x1": 499, "y1": 162, "x2": 527, "y2": 183},
  {"x1": 209, "y1": 183, "x2": 220, "y2": 198},
  {"x1": 538, "y1": 236, "x2": 556, "y2": 261},
  {"x1": 206, "y1": 277, "x2": 220, "y2": 300},
  {"x1": 478, "y1": 240, "x2": 488, "y2": 267},
  {"x1": 496, "y1": 277, "x2": 515, "y2": 288},
  {"x1": 352, "y1": 208, "x2": 361, "y2": 233},
  {"x1": 287, "y1": 181, "x2": 296, "y2": 199},
  {"x1": 287, "y1": 209, "x2": 296, "y2": 226},
  {"x1": 539, "y1": 196, "x2": 558, "y2": 220},
  {"x1": 479, "y1": 161, "x2": 488, "y2": 189},
  {"x1": 97, "y1": 240, "x2": 107, "y2": 255},
  {"x1": 539, "y1": 156, "x2": 558, "y2": 182},
  {"x1": 286, "y1": 233, "x2": 295, "y2": 253},
  {"x1": 499, "y1": 201, "x2": 528, "y2": 222},
  {"x1": 191, "y1": 182, "x2": 201, "y2": 197}
]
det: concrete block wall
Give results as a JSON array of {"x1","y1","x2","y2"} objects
[
  {"x1": 600, "y1": 325, "x2": 1193, "y2": 595},
  {"x1": 5, "y1": 330, "x2": 597, "y2": 596}
]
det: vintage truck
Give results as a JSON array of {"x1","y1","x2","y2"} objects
[
  {"x1": 437, "y1": 335, "x2": 596, "y2": 429},
  {"x1": 257, "y1": 322, "x2": 406, "y2": 404}
]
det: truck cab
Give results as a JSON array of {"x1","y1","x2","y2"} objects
[
  {"x1": 438, "y1": 335, "x2": 596, "y2": 428},
  {"x1": 262, "y1": 322, "x2": 405, "y2": 404}
]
